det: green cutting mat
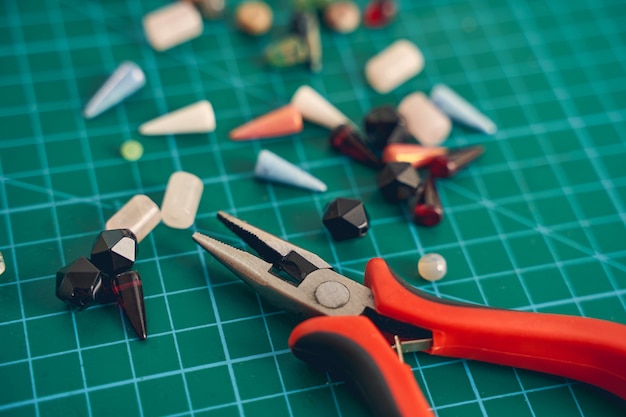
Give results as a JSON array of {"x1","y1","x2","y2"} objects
[{"x1": 1, "y1": 0, "x2": 625, "y2": 416}]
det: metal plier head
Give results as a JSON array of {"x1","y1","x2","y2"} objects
[{"x1": 192, "y1": 211, "x2": 376, "y2": 318}]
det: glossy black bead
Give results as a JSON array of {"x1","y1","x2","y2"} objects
[
  {"x1": 90, "y1": 229, "x2": 137, "y2": 275},
  {"x1": 364, "y1": 105, "x2": 410, "y2": 150},
  {"x1": 56, "y1": 256, "x2": 107, "y2": 310},
  {"x1": 113, "y1": 270, "x2": 147, "y2": 341},
  {"x1": 377, "y1": 162, "x2": 421, "y2": 202},
  {"x1": 323, "y1": 198, "x2": 369, "y2": 241}
]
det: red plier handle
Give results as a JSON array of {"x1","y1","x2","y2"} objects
[{"x1": 290, "y1": 258, "x2": 626, "y2": 416}]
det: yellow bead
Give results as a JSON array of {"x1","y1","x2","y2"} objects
[{"x1": 120, "y1": 140, "x2": 144, "y2": 161}]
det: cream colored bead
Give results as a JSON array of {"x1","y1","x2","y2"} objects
[
  {"x1": 418, "y1": 253, "x2": 447, "y2": 282},
  {"x1": 143, "y1": 2, "x2": 203, "y2": 51},
  {"x1": 324, "y1": 1, "x2": 361, "y2": 34},
  {"x1": 106, "y1": 195, "x2": 161, "y2": 243},
  {"x1": 365, "y1": 39, "x2": 424, "y2": 93},
  {"x1": 161, "y1": 172, "x2": 204, "y2": 229},
  {"x1": 398, "y1": 92, "x2": 451, "y2": 147}
]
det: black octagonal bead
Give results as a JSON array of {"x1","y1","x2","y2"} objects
[
  {"x1": 56, "y1": 256, "x2": 107, "y2": 310},
  {"x1": 377, "y1": 162, "x2": 421, "y2": 202},
  {"x1": 323, "y1": 198, "x2": 370, "y2": 241},
  {"x1": 364, "y1": 105, "x2": 410, "y2": 150},
  {"x1": 90, "y1": 229, "x2": 137, "y2": 275}
]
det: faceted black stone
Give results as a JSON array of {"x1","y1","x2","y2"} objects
[
  {"x1": 330, "y1": 125, "x2": 382, "y2": 169},
  {"x1": 56, "y1": 256, "x2": 107, "y2": 310},
  {"x1": 377, "y1": 162, "x2": 421, "y2": 202},
  {"x1": 90, "y1": 229, "x2": 137, "y2": 275},
  {"x1": 113, "y1": 270, "x2": 147, "y2": 341},
  {"x1": 323, "y1": 198, "x2": 369, "y2": 241},
  {"x1": 364, "y1": 105, "x2": 410, "y2": 150}
]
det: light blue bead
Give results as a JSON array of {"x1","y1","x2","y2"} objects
[
  {"x1": 255, "y1": 150, "x2": 327, "y2": 193},
  {"x1": 430, "y1": 83, "x2": 497, "y2": 135}
]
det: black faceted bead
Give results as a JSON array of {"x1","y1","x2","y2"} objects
[
  {"x1": 56, "y1": 256, "x2": 107, "y2": 310},
  {"x1": 323, "y1": 198, "x2": 369, "y2": 241},
  {"x1": 113, "y1": 270, "x2": 147, "y2": 341},
  {"x1": 364, "y1": 105, "x2": 410, "y2": 150},
  {"x1": 377, "y1": 162, "x2": 421, "y2": 202},
  {"x1": 90, "y1": 229, "x2": 137, "y2": 275}
]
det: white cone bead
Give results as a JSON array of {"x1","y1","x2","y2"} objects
[
  {"x1": 365, "y1": 40, "x2": 424, "y2": 94},
  {"x1": 83, "y1": 62, "x2": 146, "y2": 119},
  {"x1": 291, "y1": 85, "x2": 351, "y2": 130},
  {"x1": 105, "y1": 195, "x2": 161, "y2": 243},
  {"x1": 139, "y1": 100, "x2": 216, "y2": 135},
  {"x1": 255, "y1": 150, "x2": 327, "y2": 192},
  {"x1": 398, "y1": 92, "x2": 451, "y2": 147},
  {"x1": 161, "y1": 171, "x2": 204, "y2": 229},
  {"x1": 418, "y1": 253, "x2": 447, "y2": 282},
  {"x1": 430, "y1": 84, "x2": 497, "y2": 134},
  {"x1": 143, "y1": 2, "x2": 203, "y2": 51}
]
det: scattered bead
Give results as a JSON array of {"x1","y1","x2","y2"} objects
[
  {"x1": 255, "y1": 149, "x2": 327, "y2": 192},
  {"x1": 290, "y1": 12, "x2": 322, "y2": 72},
  {"x1": 106, "y1": 195, "x2": 161, "y2": 244},
  {"x1": 90, "y1": 229, "x2": 138, "y2": 276},
  {"x1": 265, "y1": 35, "x2": 310, "y2": 68},
  {"x1": 430, "y1": 145, "x2": 485, "y2": 178},
  {"x1": 418, "y1": 253, "x2": 447, "y2": 282},
  {"x1": 56, "y1": 256, "x2": 107, "y2": 310},
  {"x1": 143, "y1": 2, "x2": 203, "y2": 51},
  {"x1": 398, "y1": 92, "x2": 451, "y2": 147},
  {"x1": 113, "y1": 270, "x2": 147, "y2": 340},
  {"x1": 323, "y1": 198, "x2": 370, "y2": 241},
  {"x1": 324, "y1": 1, "x2": 361, "y2": 34},
  {"x1": 363, "y1": 0, "x2": 397, "y2": 28},
  {"x1": 330, "y1": 124, "x2": 381, "y2": 168},
  {"x1": 291, "y1": 85, "x2": 352, "y2": 130},
  {"x1": 381, "y1": 143, "x2": 447, "y2": 168},
  {"x1": 377, "y1": 162, "x2": 421, "y2": 202},
  {"x1": 184, "y1": 0, "x2": 225, "y2": 19},
  {"x1": 139, "y1": 100, "x2": 216, "y2": 135},
  {"x1": 0, "y1": 251, "x2": 4, "y2": 275},
  {"x1": 235, "y1": 1, "x2": 273, "y2": 36},
  {"x1": 161, "y1": 171, "x2": 204, "y2": 229},
  {"x1": 409, "y1": 175, "x2": 442, "y2": 227},
  {"x1": 430, "y1": 84, "x2": 497, "y2": 134},
  {"x1": 120, "y1": 139, "x2": 144, "y2": 161},
  {"x1": 83, "y1": 62, "x2": 145, "y2": 119},
  {"x1": 365, "y1": 39, "x2": 424, "y2": 94},
  {"x1": 364, "y1": 105, "x2": 409, "y2": 150},
  {"x1": 230, "y1": 105, "x2": 303, "y2": 140}
]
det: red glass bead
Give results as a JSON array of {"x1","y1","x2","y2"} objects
[
  {"x1": 430, "y1": 145, "x2": 485, "y2": 178},
  {"x1": 112, "y1": 270, "x2": 147, "y2": 340},
  {"x1": 363, "y1": 0, "x2": 397, "y2": 28},
  {"x1": 410, "y1": 175, "x2": 442, "y2": 227},
  {"x1": 330, "y1": 124, "x2": 382, "y2": 168}
]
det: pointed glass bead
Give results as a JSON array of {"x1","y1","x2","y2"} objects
[
  {"x1": 0, "y1": 251, "x2": 5, "y2": 276},
  {"x1": 291, "y1": 85, "x2": 351, "y2": 130},
  {"x1": 230, "y1": 105, "x2": 303, "y2": 140},
  {"x1": 377, "y1": 162, "x2": 421, "y2": 202},
  {"x1": 139, "y1": 100, "x2": 216, "y2": 135},
  {"x1": 430, "y1": 145, "x2": 485, "y2": 178},
  {"x1": 255, "y1": 150, "x2": 327, "y2": 192},
  {"x1": 363, "y1": 0, "x2": 397, "y2": 28},
  {"x1": 323, "y1": 198, "x2": 369, "y2": 241},
  {"x1": 364, "y1": 105, "x2": 409, "y2": 150},
  {"x1": 56, "y1": 256, "x2": 106, "y2": 310},
  {"x1": 90, "y1": 229, "x2": 137, "y2": 275},
  {"x1": 113, "y1": 270, "x2": 147, "y2": 340},
  {"x1": 330, "y1": 124, "x2": 381, "y2": 168},
  {"x1": 291, "y1": 12, "x2": 322, "y2": 72},
  {"x1": 430, "y1": 84, "x2": 497, "y2": 134},
  {"x1": 381, "y1": 143, "x2": 447, "y2": 168},
  {"x1": 83, "y1": 62, "x2": 145, "y2": 119},
  {"x1": 409, "y1": 175, "x2": 442, "y2": 227}
]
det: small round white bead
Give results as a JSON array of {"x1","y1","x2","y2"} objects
[{"x1": 418, "y1": 253, "x2": 447, "y2": 282}]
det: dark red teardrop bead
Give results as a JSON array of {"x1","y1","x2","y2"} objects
[
  {"x1": 363, "y1": 0, "x2": 397, "y2": 28},
  {"x1": 410, "y1": 175, "x2": 443, "y2": 227},
  {"x1": 430, "y1": 145, "x2": 485, "y2": 178},
  {"x1": 329, "y1": 124, "x2": 382, "y2": 168}
]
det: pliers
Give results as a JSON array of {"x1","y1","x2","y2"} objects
[{"x1": 193, "y1": 211, "x2": 626, "y2": 417}]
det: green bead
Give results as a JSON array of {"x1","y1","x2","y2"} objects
[
  {"x1": 265, "y1": 36, "x2": 310, "y2": 67},
  {"x1": 120, "y1": 139, "x2": 144, "y2": 161}
]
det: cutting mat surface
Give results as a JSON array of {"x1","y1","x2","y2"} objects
[{"x1": 1, "y1": 0, "x2": 626, "y2": 416}]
